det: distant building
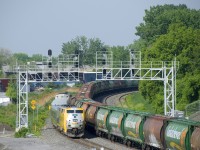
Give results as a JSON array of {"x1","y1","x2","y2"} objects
[
  {"x1": 0, "y1": 79, "x2": 9, "y2": 92},
  {"x1": 0, "y1": 79, "x2": 12, "y2": 106},
  {"x1": 0, "y1": 92, "x2": 11, "y2": 106}
]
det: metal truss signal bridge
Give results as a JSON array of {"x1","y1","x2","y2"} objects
[
  {"x1": 96, "y1": 51, "x2": 179, "y2": 117},
  {"x1": 14, "y1": 50, "x2": 178, "y2": 131},
  {"x1": 15, "y1": 54, "x2": 80, "y2": 131}
]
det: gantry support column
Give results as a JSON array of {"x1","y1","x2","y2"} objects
[
  {"x1": 16, "y1": 71, "x2": 29, "y2": 131},
  {"x1": 164, "y1": 65, "x2": 175, "y2": 116}
]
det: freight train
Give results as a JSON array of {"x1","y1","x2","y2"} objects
[
  {"x1": 71, "y1": 80, "x2": 137, "y2": 104},
  {"x1": 70, "y1": 80, "x2": 200, "y2": 150},
  {"x1": 50, "y1": 93, "x2": 85, "y2": 137}
]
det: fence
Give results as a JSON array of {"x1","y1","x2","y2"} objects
[{"x1": 185, "y1": 100, "x2": 200, "y2": 117}]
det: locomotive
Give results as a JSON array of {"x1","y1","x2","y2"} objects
[
  {"x1": 50, "y1": 93, "x2": 85, "y2": 137},
  {"x1": 71, "y1": 80, "x2": 200, "y2": 149}
]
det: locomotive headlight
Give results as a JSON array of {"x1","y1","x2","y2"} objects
[
  {"x1": 67, "y1": 121, "x2": 71, "y2": 127},
  {"x1": 67, "y1": 120, "x2": 71, "y2": 126}
]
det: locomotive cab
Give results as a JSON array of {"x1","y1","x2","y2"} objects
[
  {"x1": 50, "y1": 94, "x2": 85, "y2": 138},
  {"x1": 65, "y1": 107, "x2": 85, "y2": 137},
  {"x1": 59, "y1": 107, "x2": 85, "y2": 137}
]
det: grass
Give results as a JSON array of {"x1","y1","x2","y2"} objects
[
  {"x1": 27, "y1": 100, "x2": 51, "y2": 136},
  {"x1": 121, "y1": 91, "x2": 155, "y2": 113},
  {"x1": 0, "y1": 104, "x2": 16, "y2": 129}
]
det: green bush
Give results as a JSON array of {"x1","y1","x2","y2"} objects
[
  {"x1": 15, "y1": 127, "x2": 29, "y2": 138},
  {"x1": 124, "y1": 92, "x2": 154, "y2": 113},
  {"x1": 75, "y1": 82, "x2": 83, "y2": 87},
  {"x1": 0, "y1": 104, "x2": 16, "y2": 129}
]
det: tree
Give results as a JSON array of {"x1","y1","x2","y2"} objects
[
  {"x1": 62, "y1": 36, "x2": 105, "y2": 66},
  {"x1": 136, "y1": 4, "x2": 200, "y2": 43},
  {"x1": 6, "y1": 80, "x2": 17, "y2": 103},
  {"x1": 133, "y1": 4, "x2": 200, "y2": 113},
  {"x1": 0, "y1": 48, "x2": 13, "y2": 67},
  {"x1": 85, "y1": 38, "x2": 105, "y2": 65},
  {"x1": 110, "y1": 46, "x2": 129, "y2": 62},
  {"x1": 0, "y1": 48, "x2": 13, "y2": 77},
  {"x1": 139, "y1": 23, "x2": 200, "y2": 113},
  {"x1": 30, "y1": 54, "x2": 43, "y2": 62},
  {"x1": 13, "y1": 53, "x2": 30, "y2": 65}
]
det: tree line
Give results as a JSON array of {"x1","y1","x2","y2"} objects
[{"x1": 133, "y1": 4, "x2": 200, "y2": 113}]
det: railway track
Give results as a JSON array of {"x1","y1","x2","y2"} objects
[
  {"x1": 104, "y1": 91, "x2": 134, "y2": 107},
  {"x1": 118, "y1": 92, "x2": 132, "y2": 107},
  {"x1": 72, "y1": 135, "x2": 112, "y2": 150},
  {"x1": 93, "y1": 87, "x2": 136, "y2": 104}
]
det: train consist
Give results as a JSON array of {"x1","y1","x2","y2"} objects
[
  {"x1": 72, "y1": 80, "x2": 137, "y2": 103},
  {"x1": 70, "y1": 80, "x2": 200, "y2": 150},
  {"x1": 50, "y1": 93, "x2": 85, "y2": 137}
]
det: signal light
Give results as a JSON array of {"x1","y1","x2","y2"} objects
[
  {"x1": 103, "y1": 69, "x2": 106, "y2": 75},
  {"x1": 75, "y1": 62, "x2": 78, "y2": 68},
  {"x1": 48, "y1": 62, "x2": 52, "y2": 68},
  {"x1": 102, "y1": 59, "x2": 106, "y2": 65},
  {"x1": 102, "y1": 48, "x2": 106, "y2": 54},
  {"x1": 48, "y1": 49, "x2": 52, "y2": 56},
  {"x1": 48, "y1": 73, "x2": 52, "y2": 79},
  {"x1": 75, "y1": 50, "x2": 79, "y2": 55}
]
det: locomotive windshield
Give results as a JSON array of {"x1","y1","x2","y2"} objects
[
  {"x1": 67, "y1": 110, "x2": 74, "y2": 113},
  {"x1": 76, "y1": 110, "x2": 83, "y2": 113},
  {"x1": 67, "y1": 110, "x2": 83, "y2": 113}
]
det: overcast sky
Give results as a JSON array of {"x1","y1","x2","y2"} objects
[{"x1": 0, "y1": 0, "x2": 199, "y2": 56}]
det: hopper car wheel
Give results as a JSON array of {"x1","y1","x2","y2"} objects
[
  {"x1": 123, "y1": 140, "x2": 127, "y2": 145},
  {"x1": 141, "y1": 144, "x2": 145, "y2": 150},
  {"x1": 96, "y1": 130, "x2": 99, "y2": 136},
  {"x1": 98, "y1": 131, "x2": 102, "y2": 137},
  {"x1": 111, "y1": 135, "x2": 115, "y2": 142},
  {"x1": 146, "y1": 146, "x2": 151, "y2": 150},
  {"x1": 102, "y1": 133, "x2": 105, "y2": 137},
  {"x1": 108, "y1": 134, "x2": 111, "y2": 140},
  {"x1": 127, "y1": 140, "x2": 131, "y2": 147}
]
